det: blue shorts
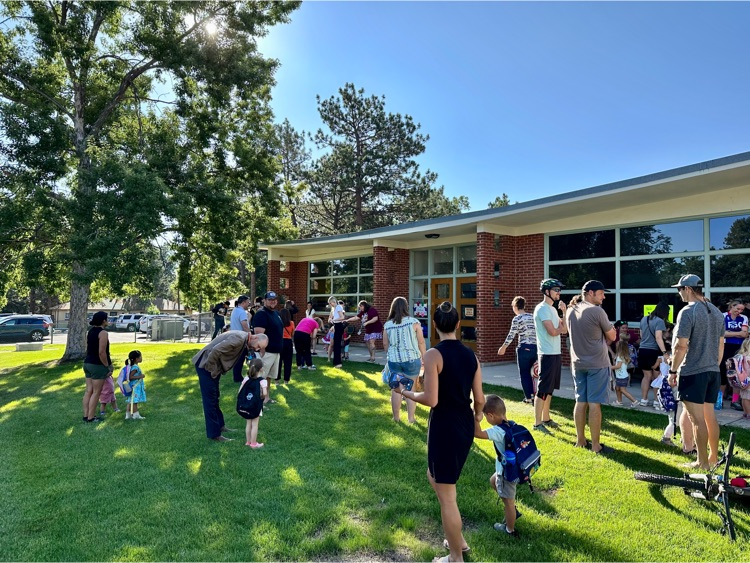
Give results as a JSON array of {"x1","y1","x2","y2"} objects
[
  {"x1": 388, "y1": 358, "x2": 422, "y2": 378},
  {"x1": 572, "y1": 367, "x2": 610, "y2": 404}
]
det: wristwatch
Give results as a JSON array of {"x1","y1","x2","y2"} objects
[{"x1": 668, "y1": 370, "x2": 677, "y2": 375}]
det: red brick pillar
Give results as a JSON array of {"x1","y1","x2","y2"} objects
[
  {"x1": 373, "y1": 246, "x2": 410, "y2": 350},
  {"x1": 282, "y1": 261, "x2": 308, "y2": 316},
  {"x1": 267, "y1": 260, "x2": 280, "y2": 299},
  {"x1": 477, "y1": 232, "x2": 515, "y2": 363}
]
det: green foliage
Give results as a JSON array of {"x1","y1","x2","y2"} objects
[
  {"x1": 487, "y1": 193, "x2": 512, "y2": 208},
  {"x1": 145, "y1": 303, "x2": 160, "y2": 315},
  {"x1": 0, "y1": 1, "x2": 300, "y2": 357},
  {"x1": 290, "y1": 83, "x2": 468, "y2": 237},
  {"x1": 1, "y1": 346, "x2": 749, "y2": 561}
]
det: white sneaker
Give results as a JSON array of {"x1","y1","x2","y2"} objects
[
  {"x1": 640, "y1": 399, "x2": 649, "y2": 406},
  {"x1": 308, "y1": 365, "x2": 316, "y2": 370},
  {"x1": 653, "y1": 402, "x2": 663, "y2": 410},
  {"x1": 125, "y1": 412, "x2": 132, "y2": 419},
  {"x1": 131, "y1": 412, "x2": 145, "y2": 420},
  {"x1": 611, "y1": 401, "x2": 623, "y2": 406}
]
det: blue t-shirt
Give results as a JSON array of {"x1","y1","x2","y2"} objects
[
  {"x1": 486, "y1": 424, "x2": 508, "y2": 475},
  {"x1": 724, "y1": 313, "x2": 749, "y2": 346},
  {"x1": 230, "y1": 307, "x2": 249, "y2": 331},
  {"x1": 534, "y1": 301, "x2": 561, "y2": 355}
]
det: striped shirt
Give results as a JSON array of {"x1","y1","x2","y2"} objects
[
  {"x1": 384, "y1": 317, "x2": 422, "y2": 363},
  {"x1": 502, "y1": 312, "x2": 537, "y2": 347}
]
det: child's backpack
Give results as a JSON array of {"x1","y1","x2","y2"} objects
[
  {"x1": 658, "y1": 376, "x2": 676, "y2": 412},
  {"x1": 236, "y1": 377, "x2": 263, "y2": 420},
  {"x1": 496, "y1": 421, "x2": 542, "y2": 492},
  {"x1": 116, "y1": 365, "x2": 132, "y2": 397}
]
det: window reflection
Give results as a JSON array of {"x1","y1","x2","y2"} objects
[
  {"x1": 549, "y1": 262, "x2": 615, "y2": 290},
  {"x1": 710, "y1": 254, "x2": 750, "y2": 287},
  {"x1": 620, "y1": 294, "x2": 685, "y2": 324},
  {"x1": 621, "y1": 221, "x2": 703, "y2": 256},
  {"x1": 621, "y1": 257, "x2": 704, "y2": 289},
  {"x1": 710, "y1": 215, "x2": 750, "y2": 250},
  {"x1": 549, "y1": 230, "x2": 614, "y2": 260},
  {"x1": 413, "y1": 250, "x2": 429, "y2": 276},
  {"x1": 433, "y1": 248, "x2": 453, "y2": 275},
  {"x1": 458, "y1": 245, "x2": 477, "y2": 274}
]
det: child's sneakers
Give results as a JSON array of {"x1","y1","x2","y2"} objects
[
  {"x1": 611, "y1": 400, "x2": 623, "y2": 406},
  {"x1": 125, "y1": 412, "x2": 131, "y2": 419},
  {"x1": 131, "y1": 412, "x2": 145, "y2": 420},
  {"x1": 640, "y1": 399, "x2": 649, "y2": 407},
  {"x1": 493, "y1": 522, "x2": 520, "y2": 538},
  {"x1": 246, "y1": 442, "x2": 264, "y2": 449},
  {"x1": 630, "y1": 401, "x2": 640, "y2": 408},
  {"x1": 660, "y1": 437, "x2": 679, "y2": 447},
  {"x1": 308, "y1": 365, "x2": 316, "y2": 370}
]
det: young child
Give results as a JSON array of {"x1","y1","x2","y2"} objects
[
  {"x1": 322, "y1": 325, "x2": 335, "y2": 361},
  {"x1": 252, "y1": 333, "x2": 277, "y2": 405},
  {"x1": 98, "y1": 372, "x2": 120, "y2": 417},
  {"x1": 611, "y1": 340, "x2": 639, "y2": 407},
  {"x1": 277, "y1": 308, "x2": 295, "y2": 383},
  {"x1": 734, "y1": 339, "x2": 750, "y2": 418},
  {"x1": 124, "y1": 350, "x2": 146, "y2": 420},
  {"x1": 474, "y1": 394, "x2": 521, "y2": 538},
  {"x1": 342, "y1": 327, "x2": 352, "y2": 360},
  {"x1": 238, "y1": 358, "x2": 268, "y2": 448}
]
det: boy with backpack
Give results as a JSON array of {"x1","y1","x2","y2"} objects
[{"x1": 475, "y1": 394, "x2": 541, "y2": 539}]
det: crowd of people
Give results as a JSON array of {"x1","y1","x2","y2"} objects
[{"x1": 79, "y1": 273, "x2": 747, "y2": 562}]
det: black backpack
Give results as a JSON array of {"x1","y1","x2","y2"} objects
[
  {"x1": 236, "y1": 377, "x2": 263, "y2": 419},
  {"x1": 494, "y1": 420, "x2": 542, "y2": 492}
]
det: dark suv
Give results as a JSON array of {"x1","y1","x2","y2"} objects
[{"x1": 0, "y1": 315, "x2": 50, "y2": 342}]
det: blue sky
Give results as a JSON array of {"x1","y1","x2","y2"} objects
[{"x1": 257, "y1": 1, "x2": 750, "y2": 211}]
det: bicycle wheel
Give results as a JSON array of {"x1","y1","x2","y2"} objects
[{"x1": 634, "y1": 472, "x2": 705, "y2": 491}]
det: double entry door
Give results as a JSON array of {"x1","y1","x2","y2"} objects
[{"x1": 429, "y1": 277, "x2": 477, "y2": 351}]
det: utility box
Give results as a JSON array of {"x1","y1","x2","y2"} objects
[{"x1": 152, "y1": 319, "x2": 183, "y2": 341}]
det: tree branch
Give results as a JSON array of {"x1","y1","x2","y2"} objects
[{"x1": 0, "y1": 71, "x2": 74, "y2": 121}]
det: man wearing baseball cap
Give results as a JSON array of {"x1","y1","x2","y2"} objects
[
  {"x1": 668, "y1": 274, "x2": 724, "y2": 471},
  {"x1": 566, "y1": 280, "x2": 617, "y2": 454},
  {"x1": 252, "y1": 291, "x2": 284, "y2": 404}
]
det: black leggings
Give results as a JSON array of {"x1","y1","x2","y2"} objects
[
  {"x1": 332, "y1": 323, "x2": 345, "y2": 365},
  {"x1": 294, "y1": 331, "x2": 313, "y2": 367},
  {"x1": 278, "y1": 339, "x2": 293, "y2": 382}
]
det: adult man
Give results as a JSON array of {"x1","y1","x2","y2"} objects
[
  {"x1": 566, "y1": 280, "x2": 617, "y2": 454},
  {"x1": 211, "y1": 300, "x2": 230, "y2": 339},
  {"x1": 252, "y1": 291, "x2": 284, "y2": 404},
  {"x1": 285, "y1": 299, "x2": 299, "y2": 322},
  {"x1": 533, "y1": 278, "x2": 568, "y2": 435},
  {"x1": 192, "y1": 330, "x2": 260, "y2": 442},
  {"x1": 668, "y1": 274, "x2": 724, "y2": 471},
  {"x1": 230, "y1": 295, "x2": 252, "y2": 334}
]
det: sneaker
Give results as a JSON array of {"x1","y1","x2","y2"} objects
[
  {"x1": 731, "y1": 402, "x2": 743, "y2": 411},
  {"x1": 248, "y1": 442, "x2": 265, "y2": 449},
  {"x1": 630, "y1": 401, "x2": 640, "y2": 408},
  {"x1": 611, "y1": 401, "x2": 623, "y2": 406},
  {"x1": 113, "y1": 408, "x2": 121, "y2": 412},
  {"x1": 543, "y1": 419, "x2": 560, "y2": 429},
  {"x1": 493, "y1": 523, "x2": 520, "y2": 538},
  {"x1": 131, "y1": 413, "x2": 145, "y2": 420},
  {"x1": 653, "y1": 403, "x2": 664, "y2": 411},
  {"x1": 308, "y1": 365, "x2": 316, "y2": 370},
  {"x1": 661, "y1": 437, "x2": 679, "y2": 447},
  {"x1": 493, "y1": 508, "x2": 523, "y2": 531},
  {"x1": 533, "y1": 423, "x2": 553, "y2": 435},
  {"x1": 99, "y1": 411, "x2": 106, "y2": 417},
  {"x1": 125, "y1": 412, "x2": 131, "y2": 419},
  {"x1": 640, "y1": 399, "x2": 649, "y2": 406}
]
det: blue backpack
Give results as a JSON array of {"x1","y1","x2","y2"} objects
[
  {"x1": 116, "y1": 365, "x2": 132, "y2": 397},
  {"x1": 494, "y1": 421, "x2": 542, "y2": 492}
]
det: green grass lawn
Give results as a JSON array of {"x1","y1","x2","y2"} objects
[{"x1": 1, "y1": 343, "x2": 749, "y2": 561}]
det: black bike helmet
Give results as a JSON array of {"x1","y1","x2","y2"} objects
[{"x1": 540, "y1": 278, "x2": 565, "y2": 293}]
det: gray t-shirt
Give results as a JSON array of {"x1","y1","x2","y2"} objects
[
  {"x1": 673, "y1": 300, "x2": 724, "y2": 376},
  {"x1": 566, "y1": 301, "x2": 613, "y2": 369},
  {"x1": 639, "y1": 315, "x2": 666, "y2": 351}
]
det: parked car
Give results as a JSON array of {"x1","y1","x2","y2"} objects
[
  {"x1": 0, "y1": 315, "x2": 50, "y2": 342},
  {"x1": 139, "y1": 314, "x2": 188, "y2": 335},
  {"x1": 116, "y1": 314, "x2": 144, "y2": 332}
]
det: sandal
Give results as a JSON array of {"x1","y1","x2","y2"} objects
[
  {"x1": 593, "y1": 444, "x2": 614, "y2": 455},
  {"x1": 442, "y1": 539, "x2": 470, "y2": 553}
]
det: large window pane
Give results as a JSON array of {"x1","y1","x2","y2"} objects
[
  {"x1": 333, "y1": 277, "x2": 357, "y2": 294},
  {"x1": 309, "y1": 278, "x2": 331, "y2": 294},
  {"x1": 710, "y1": 292, "x2": 750, "y2": 312},
  {"x1": 339, "y1": 296, "x2": 357, "y2": 312},
  {"x1": 549, "y1": 230, "x2": 614, "y2": 261},
  {"x1": 621, "y1": 257, "x2": 704, "y2": 289},
  {"x1": 458, "y1": 245, "x2": 477, "y2": 274},
  {"x1": 359, "y1": 256, "x2": 374, "y2": 274},
  {"x1": 310, "y1": 297, "x2": 329, "y2": 312},
  {"x1": 711, "y1": 254, "x2": 750, "y2": 287},
  {"x1": 333, "y1": 258, "x2": 358, "y2": 276},
  {"x1": 549, "y1": 262, "x2": 616, "y2": 290},
  {"x1": 710, "y1": 215, "x2": 750, "y2": 250},
  {"x1": 413, "y1": 250, "x2": 428, "y2": 276},
  {"x1": 359, "y1": 276, "x2": 373, "y2": 294},
  {"x1": 621, "y1": 221, "x2": 703, "y2": 256},
  {"x1": 310, "y1": 261, "x2": 330, "y2": 278},
  {"x1": 620, "y1": 294, "x2": 682, "y2": 324},
  {"x1": 433, "y1": 248, "x2": 454, "y2": 275},
  {"x1": 358, "y1": 294, "x2": 373, "y2": 308}
]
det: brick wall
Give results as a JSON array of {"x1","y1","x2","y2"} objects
[
  {"x1": 373, "y1": 246, "x2": 410, "y2": 350},
  {"x1": 268, "y1": 260, "x2": 280, "y2": 302}
]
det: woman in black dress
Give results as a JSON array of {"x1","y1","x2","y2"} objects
[{"x1": 397, "y1": 301, "x2": 485, "y2": 562}]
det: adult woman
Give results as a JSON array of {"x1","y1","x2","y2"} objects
[
  {"x1": 305, "y1": 301, "x2": 322, "y2": 355},
  {"x1": 637, "y1": 302, "x2": 669, "y2": 407},
  {"x1": 497, "y1": 296, "x2": 537, "y2": 404},
  {"x1": 722, "y1": 299, "x2": 748, "y2": 408},
  {"x1": 82, "y1": 312, "x2": 113, "y2": 423},
  {"x1": 383, "y1": 296, "x2": 427, "y2": 423},
  {"x1": 327, "y1": 295, "x2": 346, "y2": 368},
  {"x1": 395, "y1": 301, "x2": 484, "y2": 562},
  {"x1": 348, "y1": 300, "x2": 383, "y2": 362}
]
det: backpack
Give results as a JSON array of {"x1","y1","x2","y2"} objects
[
  {"x1": 116, "y1": 365, "x2": 132, "y2": 397},
  {"x1": 495, "y1": 421, "x2": 541, "y2": 492},
  {"x1": 236, "y1": 377, "x2": 263, "y2": 419},
  {"x1": 658, "y1": 376, "x2": 677, "y2": 412}
]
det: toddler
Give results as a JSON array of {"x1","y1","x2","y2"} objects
[
  {"x1": 611, "y1": 340, "x2": 639, "y2": 407},
  {"x1": 98, "y1": 373, "x2": 120, "y2": 416},
  {"x1": 238, "y1": 358, "x2": 268, "y2": 448},
  {"x1": 731, "y1": 339, "x2": 750, "y2": 418},
  {"x1": 124, "y1": 350, "x2": 146, "y2": 420},
  {"x1": 474, "y1": 394, "x2": 521, "y2": 539},
  {"x1": 342, "y1": 328, "x2": 351, "y2": 360},
  {"x1": 322, "y1": 326, "x2": 334, "y2": 361}
]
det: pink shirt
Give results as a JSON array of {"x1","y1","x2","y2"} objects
[{"x1": 295, "y1": 317, "x2": 319, "y2": 335}]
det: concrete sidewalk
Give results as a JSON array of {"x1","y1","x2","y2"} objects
[{"x1": 345, "y1": 345, "x2": 750, "y2": 431}]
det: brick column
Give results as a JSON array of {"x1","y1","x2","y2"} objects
[
  {"x1": 283, "y1": 261, "x2": 308, "y2": 317},
  {"x1": 267, "y1": 260, "x2": 280, "y2": 299},
  {"x1": 373, "y1": 246, "x2": 410, "y2": 350}
]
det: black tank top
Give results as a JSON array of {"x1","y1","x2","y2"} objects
[
  {"x1": 85, "y1": 327, "x2": 110, "y2": 365},
  {"x1": 433, "y1": 339, "x2": 478, "y2": 413}
]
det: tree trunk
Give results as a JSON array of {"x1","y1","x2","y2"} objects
[
  {"x1": 250, "y1": 269, "x2": 256, "y2": 300},
  {"x1": 61, "y1": 264, "x2": 91, "y2": 362}
]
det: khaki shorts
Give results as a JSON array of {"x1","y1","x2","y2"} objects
[
  {"x1": 258, "y1": 352, "x2": 280, "y2": 379},
  {"x1": 493, "y1": 471, "x2": 517, "y2": 500},
  {"x1": 83, "y1": 363, "x2": 110, "y2": 380}
]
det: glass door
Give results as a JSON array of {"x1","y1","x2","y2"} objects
[
  {"x1": 456, "y1": 276, "x2": 477, "y2": 352},
  {"x1": 430, "y1": 279, "x2": 452, "y2": 348}
]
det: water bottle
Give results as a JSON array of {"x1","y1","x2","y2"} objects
[
  {"x1": 714, "y1": 391, "x2": 723, "y2": 411},
  {"x1": 504, "y1": 450, "x2": 519, "y2": 482}
]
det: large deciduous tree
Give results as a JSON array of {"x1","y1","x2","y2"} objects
[
  {"x1": 0, "y1": 1, "x2": 299, "y2": 360},
  {"x1": 300, "y1": 83, "x2": 467, "y2": 236}
]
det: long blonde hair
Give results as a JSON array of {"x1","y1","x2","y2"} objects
[{"x1": 615, "y1": 340, "x2": 630, "y2": 362}]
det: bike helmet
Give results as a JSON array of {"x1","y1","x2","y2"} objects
[{"x1": 540, "y1": 278, "x2": 565, "y2": 293}]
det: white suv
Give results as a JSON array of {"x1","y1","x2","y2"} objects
[{"x1": 116, "y1": 314, "x2": 144, "y2": 332}]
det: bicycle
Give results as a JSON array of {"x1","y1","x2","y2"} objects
[{"x1": 634, "y1": 432, "x2": 749, "y2": 541}]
